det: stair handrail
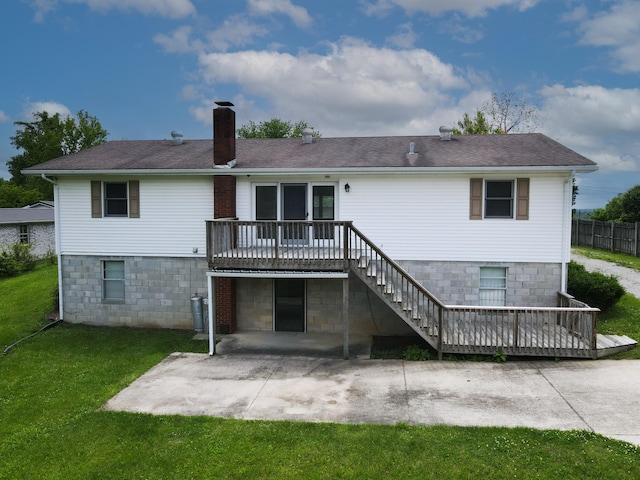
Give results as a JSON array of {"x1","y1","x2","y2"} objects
[{"x1": 347, "y1": 223, "x2": 447, "y2": 310}]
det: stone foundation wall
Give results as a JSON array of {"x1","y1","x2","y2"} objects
[
  {"x1": 236, "y1": 274, "x2": 415, "y2": 336},
  {"x1": 61, "y1": 255, "x2": 207, "y2": 329},
  {"x1": 397, "y1": 260, "x2": 562, "y2": 307},
  {"x1": 61, "y1": 255, "x2": 563, "y2": 333}
]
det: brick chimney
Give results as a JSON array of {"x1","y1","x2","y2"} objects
[
  {"x1": 213, "y1": 101, "x2": 236, "y2": 166},
  {"x1": 213, "y1": 101, "x2": 237, "y2": 334}
]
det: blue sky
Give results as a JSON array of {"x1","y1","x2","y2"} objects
[{"x1": 1, "y1": 0, "x2": 639, "y2": 209}]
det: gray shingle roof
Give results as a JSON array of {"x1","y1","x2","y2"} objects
[
  {"x1": 23, "y1": 133, "x2": 597, "y2": 173},
  {"x1": 0, "y1": 208, "x2": 55, "y2": 225}
]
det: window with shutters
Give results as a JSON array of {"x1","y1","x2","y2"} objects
[
  {"x1": 91, "y1": 181, "x2": 140, "y2": 218},
  {"x1": 469, "y1": 178, "x2": 529, "y2": 220}
]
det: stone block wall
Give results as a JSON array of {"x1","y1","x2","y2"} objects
[
  {"x1": 61, "y1": 255, "x2": 208, "y2": 329},
  {"x1": 397, "y1": 260, "x2": 562, "y2": 307},
  {"x1": 235, "y1": 274, "x2": 414, "y2": 336}
]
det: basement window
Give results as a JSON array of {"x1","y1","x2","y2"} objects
[
  {"x1": 479, "y1": 267, "x2": 507, "y2": 306},
  {"x1": 103, "y1": 260, "x2": 125, "y2": 303}
]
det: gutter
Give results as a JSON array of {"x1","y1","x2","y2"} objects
[
  {"x1": 40, "y1": 174, "x2": 63, "y2": 320},
  {"x1": 560, "y1": 170, "x2": 575, "y2": 292},
  {"x1": 23, "y1": 164, "x2": 599, "y2": 177}
]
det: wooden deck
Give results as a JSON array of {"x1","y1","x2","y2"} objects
[{"x1": 206, "y1": 219, "x2": 636, "y2": 359}]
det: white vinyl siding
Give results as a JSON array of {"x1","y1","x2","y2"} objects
[
  {"x1": 235, "y1": 174, "x2": 565, "y2": 263},
  {"x1": 57, "y1": 176, "x2": 213, "y2": 256},
  {"x1": 337, "y1": 174, "x2": 565, "y2": 263}
]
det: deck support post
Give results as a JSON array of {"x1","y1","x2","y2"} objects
[
  {"x1": 207, "y1": 275, "x2": 216, "y2": 356},
  {"x1": 343, "y1": 275, "x2": 349, "y2": 360}
]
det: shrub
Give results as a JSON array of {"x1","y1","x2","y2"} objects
[
  {"x1": 0, "y1": 243, "x2": 37, "y2": 278},
  {"x1": 567, "y1": 261, "x2": 625, "y2": 312},
  {"x1": 402, "y1": 344, "x2": 433, "y2": 361}
]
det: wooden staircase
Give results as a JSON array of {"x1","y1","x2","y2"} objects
[
  {"x1": 347, "y1": 224, "x2": 635, "y2": 360},
  {"x1": 349, "y1": 225, "x2": 445, "y2": 355}
]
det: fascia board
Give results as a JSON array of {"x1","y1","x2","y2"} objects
[{"x1": 23, "y1": 164, "x2": 598, "y2": 177}]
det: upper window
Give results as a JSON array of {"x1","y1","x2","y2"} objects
[
  {"x1": 19, "y1": 224, "x2": 30, "y2": 244},
  {"x1": 104, "y1": 182, "x2": 128, "y2": 217},
  {"x1": 470, "y1": 178, "x2": 529, "y2": 220},
  {"x1": 91, "y1": 180, "x2": 140, "y2": 218},
  {"x1": 255, "y1": 185, "x2": 277, "y2": 239},
  {"x1": 313, "y1": 186, "x2": 335, "y2": 240},
  {"x1": 485, "y1": 180, "x2": 514, "y2": 218}
]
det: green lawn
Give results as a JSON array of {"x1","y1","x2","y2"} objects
[
  {"x1": 572, "y1": 247, "x2": 640, "y2": 359},
  {"x1": 1, "y1": 264, "x2": 639, "y2": 479}
]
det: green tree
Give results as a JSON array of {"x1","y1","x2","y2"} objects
[
  {"x1": 8, "y1": 110, "x2": 108, "y2": 198},
  {"x1": 452, "y1": 111, "x2": 503, "y2": 135},
  {"x1": 0, "y1": 179, "x2": 43, "y2": 208},
  {"x1": 237, "y1": 118, "x2": 321, "y2": 139},
  {"x1": 590, "y1": 194, "x2": 624, "y2": 221},
  {"x1": 453, "y1": 90, "x2": 541, "y2": 135},
  {"x1": 590, "y1": 185, "x2": 640, "y2": 223}
]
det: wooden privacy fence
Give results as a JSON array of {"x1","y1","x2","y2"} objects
[{"x1": 572, "y1": 219, "x2": 640, "y2": 256}]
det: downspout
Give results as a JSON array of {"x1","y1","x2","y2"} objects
[
  {"x1": 560, "y1": 171, "x2": 575, "y2": 292},
  {"x1": 41, "y1": 174, "x2": 63, "y2": 320}
]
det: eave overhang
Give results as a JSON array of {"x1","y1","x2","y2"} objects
[{"x1": 22, "y1": 164, "x2": 598, "y2": 177}]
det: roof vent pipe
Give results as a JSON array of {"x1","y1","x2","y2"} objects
[
  {"x1": 301, "y1": 128, "x2": 313, "y2": 144},
  {"x1": 409, "y1": 142, "x2": 415, "y2": 154},
  {"x1": 171, "y1": 130, "x2": 184, "y2": 145},
  {"x1": 439, "y1": 126, "x2": 453, "y2": 141}
]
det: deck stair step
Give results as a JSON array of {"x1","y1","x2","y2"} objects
[
  {"x1": 383, "y1": 282, "x2": 395, "y2": 295},
  {"x1": 376, "y1": 272, "x2": 387, "y2": 286},
  {"x1": 358, "y1": 255, "x2": 370, "y2": 269},
  {"x1": 366, "y1": 263, "x2": 377, "y2": 277}
]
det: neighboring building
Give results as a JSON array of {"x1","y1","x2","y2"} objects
[
  {"x1": 0, "y1": 203, "x2": 55, "y2": 257},
  {"x1": 26, "y1": 103, "x2": 621, "y2": 359}
]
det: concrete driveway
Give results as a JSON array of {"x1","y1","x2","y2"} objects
[{"x1": 104, "y1": 352, "x2": 640, "y2": 446}]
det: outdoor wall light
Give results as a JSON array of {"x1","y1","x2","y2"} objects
[{"x1": 344, "y1": 183, "x2": 350, "y2": 193}]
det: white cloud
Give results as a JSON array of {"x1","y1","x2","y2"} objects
[
  {"x1": 206, "y1": 16, "x2": 271, "y2": 52},
  {"x1": 361, "y1": 0, "x2": 539, "y2": 18},
  {"x1": 570, "y1": 0, "x2": 640, "y2": 73},
  {"x1": 540, "y1": 84, "x2": 640, "y2": 172},
  {"x1": 0, "y1": 111, "x2": 9, "y2": 123},
  {"x1": 30, "y1": 0, "x2": 196, "y2": 20},
  {"x1": 154, "y1": 25, "x2": 196, "y2": 53},
  {"x1": 438, "y1": 14, "x2": 485, "y2": 43},
  {"x1": 248, "y1": 0, "x2": 312, "y2": 28},
  {"x1": 195, "y1": 38, "x2": 472, "y2": 136},
  {"x1": 386, "y1": 22, "x2": 419, "y2": 48},
  {"x1": 21, "y1": 101, "x2": 72, "y2": 120}
]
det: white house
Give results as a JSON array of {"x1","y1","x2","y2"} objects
[{"x1": 27, "y1": 103, "x2": 622, "y2": 359}]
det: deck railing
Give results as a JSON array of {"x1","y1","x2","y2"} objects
[
  {"x1": 207, "y1": 219, "x2": 351, "y2": 270},
  {"x1": 442, "y1": 304, "x2": 599, "y2": 358},
  {"x1": 207, "y1": 219, "x2": 600, "y2": 358}
]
